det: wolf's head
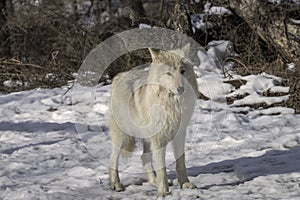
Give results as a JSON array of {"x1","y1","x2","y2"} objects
[{"x1": 148, "y1": 44, "x2": 198, "y2": 96}]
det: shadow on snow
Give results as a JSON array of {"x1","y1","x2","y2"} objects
[
  {"x1": 0, "y1": 121, "x2": 108, "y2": 155},
  {"x1": 185, "y1": 146, "x2": 300, "y2": 189},
  {"x1": 0, "y1": 121, "x2": 76, "y2": 133}
]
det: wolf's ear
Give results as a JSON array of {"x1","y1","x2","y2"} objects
[
  {"x1": 182, "y1": 43, "x2": 190, "y2": 54},
  {"x1": 148, "y1": 48, "x2": 160, "y2": 59}
]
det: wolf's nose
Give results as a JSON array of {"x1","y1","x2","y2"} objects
[{"x1": 177, "y1": 86, "x2": 185, "y2": 94}]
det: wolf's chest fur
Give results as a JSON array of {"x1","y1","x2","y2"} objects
[{"x1": 129, "y1": 82, "x2": 183, "y2": 142}]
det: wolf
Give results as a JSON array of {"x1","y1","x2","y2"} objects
[{"x1": 109, "y1": 44, "x2": 198, "y2": 197}]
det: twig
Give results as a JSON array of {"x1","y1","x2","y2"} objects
[
  {"x1": 159, "y1": 0, "x2": 165, "y2": 20},
  {"x1": 225, "y1": 57, "x2": 251, "y2": 74},
  {"x1": 215, "y1": 56, "x2": 233, "y2": 79},
  {"x1": 99, "y1": 177, "x2": 103, "y2": 185},
  {"x1": 31, "y1": 3, "x2": 90, "y2": 36},
  {"x1": 0, "y1": 59, "x2": 48, "y2": 70},
  {"x1": 63, "y1": 82, "x2": 74, "y2": 96}
]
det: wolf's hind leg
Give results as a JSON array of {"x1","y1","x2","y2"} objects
[{"x1": 141, "y1": 140, "x2": 157, "y2": 186}]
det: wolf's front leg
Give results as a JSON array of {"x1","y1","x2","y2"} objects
[
  {"x1": 141, "y1": 140, "x2": 157, "y2": 186},
  {"x1": 153, "y1": 147, "x2": 170, "y2": 197},
  {"x1": 172, "y1": 131, "x2": 197, "y2": 189},
  {"x1": 175, "y1": 154, "x2": 196, "y2": 189},
  {"x1": 109, "y1": 146, "x2": 124, "y2": 192}
]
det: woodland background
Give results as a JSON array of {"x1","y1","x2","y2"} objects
[{"x1": 0, "y1": 0, "x2": 299, "y2": 112}]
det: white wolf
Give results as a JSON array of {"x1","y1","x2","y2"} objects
[{"x1": 109, "y1": 44, "x2": 198, "y2": 197}]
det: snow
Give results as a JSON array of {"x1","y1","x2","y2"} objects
[
  {"x1": 191, "y1": 4, "x2": 232, "y2": 32},
  {"x1": 208, "y1": 7, "x2": 231, "y2": 15},
  {"x1": 269, "y1": 0, "x2": 300, "y2": 5},
  {"x1": 1, "y1": 42, "x2": 300, "y2": 199},
  {"x1": 290, "y1": 19, "x2": 300, "y2": 24},
  {"x1": 191, "y1": 14, "x2": 207, "y2": 32},
  {"x1": 287, "y1": 62, "x2": 296, "y2": 71},
  {"x1": 224, "y1": 73, "x2": 290, "y2": 107},
  {"x1": 3, "y1": 80, "x2": 27, "y2": 88},
  {"x1": 139, "y1": 23, "x2": 152, "y2": 29},
  {"x1": 268, "y1": 0, "x2": 282, "y2": 4}
]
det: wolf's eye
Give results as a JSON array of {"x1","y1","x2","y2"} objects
[
  {"x1": 166, "y1": 72, "x2": 172, "y2": 76},
  {"x1": 180, "y1": 69, "x2": 186, "y2": 74}
]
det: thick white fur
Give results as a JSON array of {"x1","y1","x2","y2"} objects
[{"x1": 109, "y1": 44, "x2": 198, "y2": 196}]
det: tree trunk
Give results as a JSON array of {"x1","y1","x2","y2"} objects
[
  {"x1": 128, "y1": 0, "x2": 146, "y2": 25},
  {"x1": 159, "y1": 0, "x2": 165, "y2": 20},
  {"x1": 0, "y1": 0, "x2": 6, "y2": 26},
  {"x1": 170, "y1": 2, "x2": 193, "y2": 36},
  {"x1": 106, "y1": 0, "x2": 111, "y2": 15},
  {"x1": 6, "y1": 0, "x2": 13, "y2": 16},
  {"x1": 229, "y1": 0, "x2": 300, "y2": 66},
  {"x1": 0, "y1": 0, "x2": 10, "y2": 57},
  {"x1": 73, "y1": 0, "x2": 79, "y2": 20}
]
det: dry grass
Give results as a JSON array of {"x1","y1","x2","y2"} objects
[{"x1": 0, "y1": 10, "x2": 89, "y2": 93}]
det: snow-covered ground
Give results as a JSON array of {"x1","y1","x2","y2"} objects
[{"x1": 1, "y1": 41, "x2": 300, "y2": 200}]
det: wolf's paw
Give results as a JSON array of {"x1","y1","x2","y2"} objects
[
  {"x1": 110, "y1": 182, "x2": 125, "y2": 192},
  {"x1": 182, "y1": 182, "x2": 197, "y2": 189},
  {"x1": 149, "y1": 179, "x2": 157, "y2": 187},
  {"x1": 157, "y1": 190, "x2": 171, "y2": 197},
  {"x1": 168, "y1": 179, "x2": 174, "y2": 186}
]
